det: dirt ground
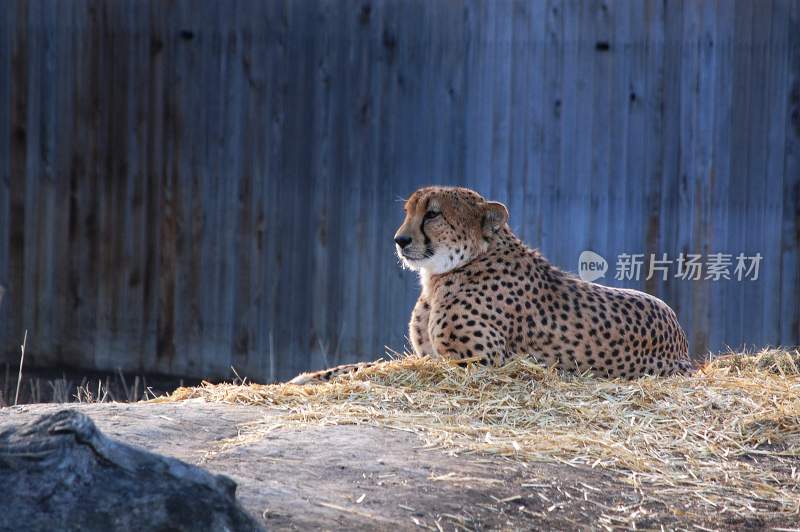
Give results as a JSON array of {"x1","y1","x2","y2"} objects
[{"x1": 0, "y1": 401, "x2": 791, "y2": 531}]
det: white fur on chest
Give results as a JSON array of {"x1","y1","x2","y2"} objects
[{"x1": 419, "y1": 268, "x2": 434, "y2": 299}]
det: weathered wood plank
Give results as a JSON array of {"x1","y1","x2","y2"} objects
[
  {"x1": 8, "y1": 0, "x2": 30, "y2": 363},
  {"x1": 588, "y1": 0, "x2": 612, "y2": 263},
  {"x1": 725, "y1": 0, "x2": 755, "y2": 351},
  {"x1": 779, "y1": 0, "x2": 800, "y2": 346},
  {"x1": 538, "y1": 0, "x2": 565, "y2": 264},
  {"x1": 604, "y1": 0, "x2": 631, "y2": 279},
  {"x1": 0, "y1": 1, "x2": 13, "y2": 352},
  {"x1": 760, "y1": 0, "x2": 788, "y2": 348},
  {"x1": 708, "y1": 0, "x2": 736, "y2": 354}
]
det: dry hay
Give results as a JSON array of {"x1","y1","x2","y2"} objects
[{"x1": 160, "y1": 348, "x2": 800, "y2": 520}]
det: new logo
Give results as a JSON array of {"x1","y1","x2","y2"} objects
[{"x1": 578, "y1": 251, "x2": 608, "y2": 282}]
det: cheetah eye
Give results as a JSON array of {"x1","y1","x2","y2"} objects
[{"x1": 423, "y1": 210, "x2": 440, "y2": 220}]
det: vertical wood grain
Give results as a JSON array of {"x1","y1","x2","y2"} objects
[{"x1": 0, "y1": 0, "x2": 797, "y2": 380}]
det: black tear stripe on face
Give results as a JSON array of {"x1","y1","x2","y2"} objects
[{"x1": 420, "y1": 197, "x2": 434, "y2": 258}]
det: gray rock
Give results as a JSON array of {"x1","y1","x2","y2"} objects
[{"x1": 0, "y1": 409, "x2": 263, "y2": 532}]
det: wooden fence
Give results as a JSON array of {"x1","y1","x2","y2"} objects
[{"x1": 1, "y1": 0, "x2": 798, "y2": 381}]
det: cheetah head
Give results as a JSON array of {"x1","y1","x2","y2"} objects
[{"x1": 394, "y1": 186, "x2": 509, "y2": 275}]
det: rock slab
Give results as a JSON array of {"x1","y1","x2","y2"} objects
[{"x1": 0, "y1": 409, "x2": 262, "y2": 532}]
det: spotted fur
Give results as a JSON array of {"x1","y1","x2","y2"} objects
[{"x1": 289, "y1": 186, "x2": 693, "y2": 384}]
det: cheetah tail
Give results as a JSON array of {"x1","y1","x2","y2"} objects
[{"x1": 288, "y1": 361, "x2": 380, "y2": 385}]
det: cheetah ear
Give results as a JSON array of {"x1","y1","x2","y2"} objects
[{"x1": 482, "y1": 201, "x2": 509, "y2": 236}]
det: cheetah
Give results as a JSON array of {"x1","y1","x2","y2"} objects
[{"x1": 289, "y1": 186, "x2": 693, "y2": 384}]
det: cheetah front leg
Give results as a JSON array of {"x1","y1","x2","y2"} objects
[
  {"x1": 428, "y1": 304, "x2": 507, "y2": 366},
  {"x1": 409, "y1": 296, "x2": 434, "y2": 356}
]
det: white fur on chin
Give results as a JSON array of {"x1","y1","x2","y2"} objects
[
  {"x1": 413, "y1": 247, "x2": 474, "y2": 297},
  {"x1": 399, "y1": 240, "x2": 483, "y2": 297}
]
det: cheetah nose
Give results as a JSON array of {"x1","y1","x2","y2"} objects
[{"x1": 394, "y1": 236, "x2": 412, "y2": 249}]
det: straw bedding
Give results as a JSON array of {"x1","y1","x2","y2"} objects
[{"x1": 162, "y1": 349, "x2": 800, "y2": 519}]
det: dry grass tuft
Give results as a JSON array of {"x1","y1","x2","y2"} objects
[{"x1": 160, "y1": 348, "x2": 800, "y2": 519}]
